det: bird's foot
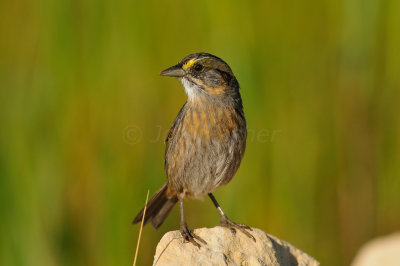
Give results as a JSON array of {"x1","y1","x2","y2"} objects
[
  {"x1": 180, "y1": 223, "x2": 207, "y2": 248},
  {"x1": 219, "y1": 215, "x2": 256, "y2": 242}
]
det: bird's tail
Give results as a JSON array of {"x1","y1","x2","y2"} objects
[{"x1": 132, "y1": 183, "x2": 178, "y2": 229}]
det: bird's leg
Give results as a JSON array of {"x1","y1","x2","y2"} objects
[
  {"x1": 208, "y1": 193, "x2": 256, "y2": 242},
  {"x1": 179, "y1": 198, "x2": 207, "y2": 247}
]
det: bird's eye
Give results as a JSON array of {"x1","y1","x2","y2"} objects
[{"x1": 193, "y1": 63, "x2": 203, "y2": 72}]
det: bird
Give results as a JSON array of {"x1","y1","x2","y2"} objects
[{"x1": 133, "y1": 52, "x2": 254, "y2": 247}]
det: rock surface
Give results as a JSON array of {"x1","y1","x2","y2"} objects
[
  {"x1": 153, "y1": 227, "x2": 319, "y2": 265},
  {"x1": 351, "y1": 232, "x2": 400, "y2": 266}
]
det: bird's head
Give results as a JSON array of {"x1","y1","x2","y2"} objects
[{"x1": 160, "y1": 53, "x2": 239, "y2": 100}]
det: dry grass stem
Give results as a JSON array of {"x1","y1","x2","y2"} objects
[{"x1": 133, "y1": 190, "x2": 150, "y2": 266}]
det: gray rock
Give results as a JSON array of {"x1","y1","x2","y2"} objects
[{"x1": 153, "y1": 227, "x2": 319, "y2": 265}]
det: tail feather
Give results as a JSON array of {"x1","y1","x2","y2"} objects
[{"x1": 133, "y1": 183, "x2": 177, "y2": 229}]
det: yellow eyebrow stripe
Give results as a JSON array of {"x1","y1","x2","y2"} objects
[{"x1": 182, "y1": 59, "x2": 197, "y2": 70}]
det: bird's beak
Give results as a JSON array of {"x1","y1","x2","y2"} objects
[{"x1": 160, "y1": 64, "x2": 185, "y2": 77}]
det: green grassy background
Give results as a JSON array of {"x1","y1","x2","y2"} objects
[{"x1": 1, "y1": 0, "x2": 400, "y2": 265}]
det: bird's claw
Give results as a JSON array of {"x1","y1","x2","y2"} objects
[
  {"x1": 219, "y1": 215, "x2": 256, "y2": 242},
  {"x1": 180, "y1": 223, "x2": 207, "y2": 248}
]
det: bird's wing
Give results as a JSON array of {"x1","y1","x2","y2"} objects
[
  {"x1": 165, "y1": 102, "x2": 187, "y2": 148},
  {"x1": 164, "y1": 125, "x2": 175, "y2": 147}
]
